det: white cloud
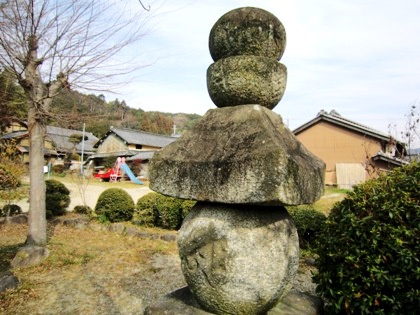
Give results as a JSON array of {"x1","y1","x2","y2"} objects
[{"x1": 106, "y1": 0, "x2": 420, "y2": 146}]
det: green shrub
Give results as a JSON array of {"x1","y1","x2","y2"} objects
[
  {"x1": 52, "y1": 164, "x2": 65, "y2": 175},
  {"x1": 134, "y1": 192, "x2": 195, "y2": 230},
  {"x1": 287, "y1": 205, "x2": 327, "y2": 250},
  {"x1": 73, "y1": 205, "x2": 93, "y2": 215},
  {"x1": 0, "y1": 204, "x2": 22, "y2": 217},
  {"x1": 95, "y1": 188, "x2": 135, "y2": 223},
  {"x1": 133, "y1": 192, "x2": 158, "y2": 226},
  {"x1": 45, "y1": 179, "x2": 70, "y2": 218},
  {"x1": 313, "y1": 162, "x2": 420, "y2": 315},
  {"x1": 0, "y1": 165, "x2": 20, "y2": 190}
]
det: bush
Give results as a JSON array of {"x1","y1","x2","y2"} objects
[
  {"x1": 287, "y1": 205, "x2": 327, "y2": 250},
  {"x1": 95, "y1": 188, "x2": 135, "y2": 223},
  {"x1": 73, "y1": 205, "x2": 93, "y2": 215},
  {"x1": 0, "y1": 204, "x2": 22, "y2": 217},
  {"x1": 313, "y1": 162, "x2": 420, "y2": 315},
  {"x1": 52, "y1": 164, "x2": 65, "y2": 175},
  {"x1": 0, "y1": 164, "x2": 20, "y2": 190},
  {"x1": 0, "y1": 148, "x2": 25, "y2": 191},
  {"x1": 45, "y1": 179, "x2": 70, "y2": 218},
  {"x1": 133, "y1": 192, "x2": 158, "y2": 227},
  {"x1": 134, "y1": 192, "x2": 195, "y2": 230}
]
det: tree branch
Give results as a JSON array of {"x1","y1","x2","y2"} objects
[{"x1": 138, "y1": 1, "x2": 150, "y2": 12}]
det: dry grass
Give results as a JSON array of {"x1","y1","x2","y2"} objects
[
  {"x1": 0, "y1": 219, "x2": 185, "y2": 315},
  {"x1": 1, "y1": 219, "x2": 318, "y2": 315},
  {"x1": 313, "y1": 187, "x2": 348, "y2": 215}
]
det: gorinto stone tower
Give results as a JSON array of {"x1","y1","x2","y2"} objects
[{"x1": 147, "y1": 7, "x2": 325, "y2": 315}]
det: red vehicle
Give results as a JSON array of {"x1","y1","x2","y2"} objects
[{"x1": 94, "y1": 168, "x2": 122, "y2": 182}]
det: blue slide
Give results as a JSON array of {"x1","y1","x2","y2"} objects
[{"x1": 120, "y1": 163, "x2": 144, "y2": 185}]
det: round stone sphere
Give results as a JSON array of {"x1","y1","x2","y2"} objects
[
  {"x1": 209, "y1": 7, "x2": 286, "y2": 62},
  {"x1": 207, "y1": 55, "x2": 287, "y2": 109},
  {"x1": 178, "y1": 202, "x2": 299, "y2": 315}
]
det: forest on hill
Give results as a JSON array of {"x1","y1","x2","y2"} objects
[{"x1": 0, "y1": 69, "x2": 202, "y2": 138}]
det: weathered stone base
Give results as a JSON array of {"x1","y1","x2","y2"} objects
[
  {"x1": 144, "y1": 287, "x2": 324, "y2": 315},
  {"x1": 0, "y1": 271, "x2": 20, "y2": 294},
  {"x1": 178, "y1": 202, "x2": 299, "y2": 314},
  {"x1": 11, "y1": 245, "x2": 50, "y2": 268}
]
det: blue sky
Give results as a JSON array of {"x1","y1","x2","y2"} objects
[{"x1": 109, "y1": 0, "x2": 420, "y2": 146}]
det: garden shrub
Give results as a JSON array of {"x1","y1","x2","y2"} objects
[
  {"x1": 0, "y1": 164, "x2": 20, "y2": 190},
  {"x1": 52, "y1": 164, "x2": 65, "y2": 175},
  {"x1": 133, "y1": 192, "x2": 158, "y2": 227},
  {"x1": 45, "y1": 179, "x2": 71, "y2": 218},
  {"x1": 0, "y1": 204, "x2": 22, "y2": 217},
  {"x1": 73, "y1": 205, "x2": 93, "y2": 215},
  {"x1": 95, "y1": 188, "x2": 135, "y2": 223},
  {"x1": 313, "y1": 162, "x2": 420, "y2": 315},
  {"x1": 287, "y1": 205, "x2": 327, "y2": 250},
  {"x1": 134, "y1": 192, "x2": 195, "y2": 230}
]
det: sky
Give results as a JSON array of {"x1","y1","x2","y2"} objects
[{"x1": 109, "y1": 0, "x2": 420, "y2": 146}]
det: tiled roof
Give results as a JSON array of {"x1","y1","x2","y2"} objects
[
  {"x1": 1, "y1": 125, "x2": 99, "y2": 154},
  {"x1": 96, "y1": 127, "x2": 177, "y2": 148},
  {"x1": 372, "y1": 151, "x2": 408, "y2": 166},
  {"x1": 46, "y1": 126, "x2": 98, "y2": 153},
  {"x1": 126, "y1": 150, "x2": 155, "y2": 161},
  {"x1": 293, "y1": 110, "x2": 391, "y2": 142},
  {"x1": 0, "y1": 130, "x2": 27, "y2": 140},
  {"x1": 86, "y1": 150, "x2": 137, "y2": 160}
]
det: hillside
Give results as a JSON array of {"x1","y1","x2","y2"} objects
[
  {"x1": 48, "y1": 89, "x2": 202, "y2": 138},
  {"x1": 0, "y1": 69, "x2": 202, "y2": 138}
]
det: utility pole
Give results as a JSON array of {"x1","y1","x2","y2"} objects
[{"x1": 80, "y1": 123, "x2": 85, "y2": 177}]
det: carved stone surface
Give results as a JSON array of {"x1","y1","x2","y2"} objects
[
  {"x1": 177, "y1": 202, "x2": 299, "y2": 314},
  {"x1": 149, "y1": 105, "x2": 325, "y2": 206},
  {"x1": 209, "y1": 7, "x2": 286, "y2": 61},
  {"x1": 207, "y1": 56, "x2": 287, "y2": 109}
]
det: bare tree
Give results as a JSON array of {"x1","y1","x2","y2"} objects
[
  {"x1": 388, "y1": 103, "x2": 420, "y2": 161},
  {"x1": 0, "y1": 0, "x2": 150, "y2": 254},
  {"x1": 403, "y1": 103, "x2": 420, "y2": 160}
]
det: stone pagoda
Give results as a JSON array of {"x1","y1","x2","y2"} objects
[{"x1": 147, "y1": 7, "x2": 325, "y2": 315}]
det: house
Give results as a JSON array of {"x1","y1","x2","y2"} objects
[
  {"x1": 89, "y1": 127, "x2": 177, "y2": 178},
  {"x1": 293, "y1": 110, "x2": 407, "y2": 189},
  {"x1": 0, "y1": 121, "x2": 98, "y2": 166}
]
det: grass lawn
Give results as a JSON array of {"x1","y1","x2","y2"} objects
[{"x1": 313, "y1": 186, "x2": 349, "y2": 215}]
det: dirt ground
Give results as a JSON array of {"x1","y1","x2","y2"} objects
[
  {"x1": 15, "y1": 177, "x2": 153, "y2": 213},
  {"x1": 2, "y1": 177, "x2": 319, "y2": 314},
  {"x1": 0, "y1": 222, "x2": 317, "y2": 315}
]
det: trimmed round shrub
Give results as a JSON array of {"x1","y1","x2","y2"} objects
[
  {"x1": 73, "y1": 205, "x2": 93, "y2": 215},
  {"x1": 95, "y1": 188, "x2": 135, "y2": 223},
  {"x1": 134, "y1": 192, "x2": 195, "y2": 230},
  {"x1": 313, "y1": 162, "x2": 420, "y2": 315},
  {"x1": 287, "y1": 205, "x2": 327, "y2": 250},
  {"x1": 1, "y1": 204, "x2": 22, "y2": 217},
  {"x1": 45, "y1": 179, "x2": 70, "y2": 218},
  {"x1": 133, "y1": 192, "x2": 159, "y2": 227}
]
